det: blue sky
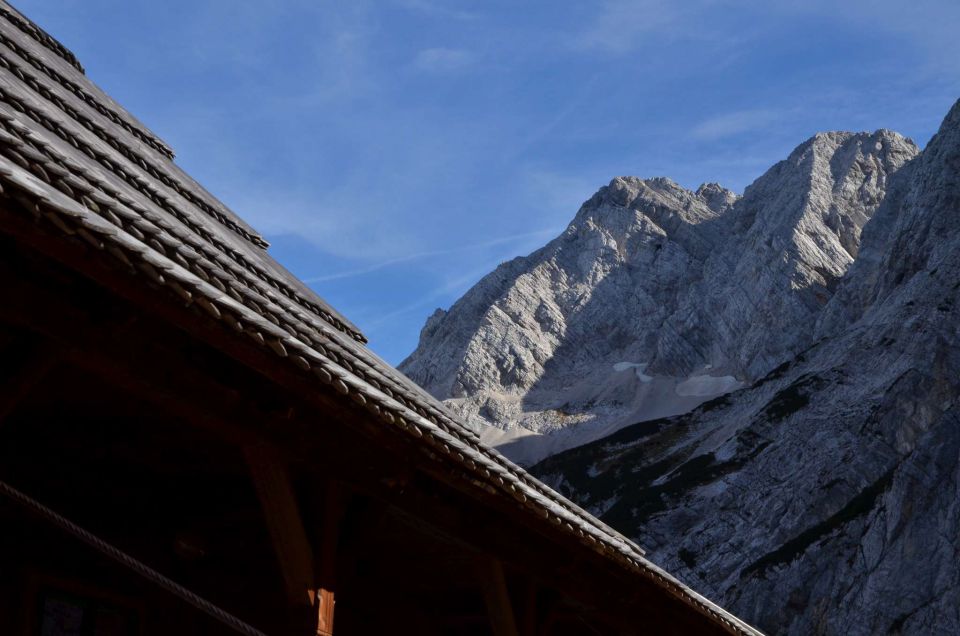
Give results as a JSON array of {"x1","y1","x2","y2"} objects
[{"x1": 16, "y1": 0, "x2": 960, "y2": 364}]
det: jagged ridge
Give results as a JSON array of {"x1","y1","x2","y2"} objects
[{"x1": 401, "y1": 129, "x2": 918, "y2": 465}]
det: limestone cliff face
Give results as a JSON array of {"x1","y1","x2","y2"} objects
[
  {"x1": 532, "y1": 100, "x2": 960, "y2": 635},
  {"x1": 400, "y1": 129, "x2": 918, "y2": 464}
]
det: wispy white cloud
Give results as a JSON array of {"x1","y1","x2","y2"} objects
[
  {"x1": 304, "y1": 29, "x2": 377, "y2": 105},
  {"x1": 305, "y1": 227, "x2": 561, "y2": 283},
  {"x1": 413, "y1": 47, "x2": 474, "y2": 73},
  {"x1": 574, "y1": 0, "x2": 684, "y2": 53},
  {"x1": 572, "y1": 0, "x2": 749, "y2": 56},
  {"x1": 521, "y1": 169, "x2": 597, "y2": 218},
  {"x1": 394, "y1": 0, "x2": 478, "y2": 21},
  {"x1": 690, "y1": 109, "x2": 784, "y2": 141},
  {"x1": 221, "y1": 186, "x2": 421, "y2": 262},
  {"x1": 363, "y1": 262, "x2": 503, "y2": 332},
  {"x1": 506, "y1": 75, "x2": 601, "y2": 161}
]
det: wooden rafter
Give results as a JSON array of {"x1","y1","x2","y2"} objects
[
  {"x1": 243, "y1": 442, "x2": 316, "y2": 608},
  {"x1": 477, "y1": 558, "x2": 519, "y2": 636}
]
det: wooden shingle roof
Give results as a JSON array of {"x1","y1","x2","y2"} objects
[
  {"x1": 0, "y1": 1, "x2": 365, "y2": 342},
  {"x1": 0, "y1": 3, "x2": 762, "y2": 634}
]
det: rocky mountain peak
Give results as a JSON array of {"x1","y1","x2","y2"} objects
[
  {"x1": 696, "y1": 182, "x2": 739, "y2": 213},
  {"x1": 400, "y1": 123, "x2": 920, "y2": 465},
  {"x1": 575, "y1": 176, "x2": 722, "y2": 232},
  {"x1": 734, "y1": 129, "x2": 916, "y2": 241}
]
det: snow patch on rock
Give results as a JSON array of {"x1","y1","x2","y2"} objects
[{"x1": 613, "y1": 361, "x2": 653, "y2": 382}]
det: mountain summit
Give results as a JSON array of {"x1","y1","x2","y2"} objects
[{"x1": 400, "y1": 128, "x2": 918, "y2": 464}]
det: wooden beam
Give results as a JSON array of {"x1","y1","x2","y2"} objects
[
  {"x1": 477, "y1": 558, "x2": 519, "y2": 636},
  {"x1": 0, "y1": 266, "x2": 247, "y2": 438},
  {"x1": 243, "y1": 442, "x2": 316, "y2": 608}
]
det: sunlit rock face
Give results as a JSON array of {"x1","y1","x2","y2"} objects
[
  {"x1": 400, "y1": 128, "x2": 917, "y2": 465},
  {"x1": 532, "y1": 100, "x2": 960, "y2": 635}
]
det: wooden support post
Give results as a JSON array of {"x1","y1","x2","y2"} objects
[
  {"x1": 314, "y1": 482, "x2": 344, "y2": 636},
  {"x1": 477, "y1": 558, "x2": 519, "y2": 636},
  {"x1": 315, "y1": 580, "x2": 335, "y2": 636},
  {"x1": 243, "y1": 443, "x2": 316, "y2": 608}
]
